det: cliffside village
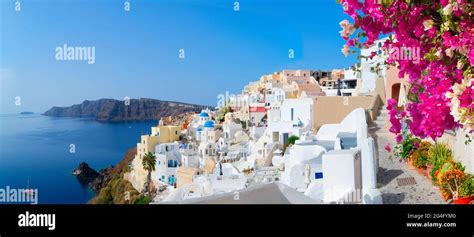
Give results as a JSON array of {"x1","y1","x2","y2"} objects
[{"x1": 121, "y1": 39, "x2": 408, "y2": 204}]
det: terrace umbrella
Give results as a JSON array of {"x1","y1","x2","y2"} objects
[{"x1": 398, "y1": 83, "x2": 407, "y2": 107}]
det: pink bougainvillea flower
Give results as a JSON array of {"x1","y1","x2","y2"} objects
[
  {"x1": 338, "y1": 0, "x2": 473, "y2": 139},
  {"x1": 339, "y1": 19, "x2": 356, "y2": 40},
  {"x1": 396, "y1": 135, "x2": 403, "y2": 143},
  {"x1": 341, "y1": 44, "x2": 350, "y2": 57},
  {"x1": 469, "y1": 48, "x2": 474, "y2": 66}
]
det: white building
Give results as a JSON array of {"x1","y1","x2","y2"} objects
[
  {"x1": 280, "y1": 136, "x2": 327, "y2": 190},
  {"x1": 264, "y1": 84, "x2": 286, "y2": 108},
  {"x1": 152, "y1": 142, "x2": 182, "y2": 187},
  {"x1": 267, "y1": 98, "x2": 314, "y2": 142},
  {"x1": 248, "y1": 104, "x2": 267, "y2": 127},
  {"x1": 359, "y1": 38, "x2": 388, "y2": 94},
  {"x1": 223, "y1": 123, "x2": 243, "y2": 141},
  {"x1": 180, "y1": 143, "x2": 200, "y2": 168},
  {"x1": 198, "y1": 142, "x2": 217, "y2": 160}
]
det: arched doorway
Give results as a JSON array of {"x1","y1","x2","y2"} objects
[{"x1": 391, "y1": 83, "x2": 401, "y2": 103}]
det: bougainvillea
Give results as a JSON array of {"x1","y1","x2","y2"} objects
[
  {"x1": 446, "y1": 77, "x2": 474, "y2": 133},
  {"x1": 337, "y1": 0, "x2": 474, "y2": 141}
]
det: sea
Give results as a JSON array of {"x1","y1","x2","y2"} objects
[{"x1": 0, "y1": 113, "x2": 158, "y2": 204}]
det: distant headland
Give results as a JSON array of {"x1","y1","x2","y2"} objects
[
  {"x1": 20, "y1": 111, "x2": 34, "y2": 115},
  {"x1": 43, "y1": 98, "x2": 211, "y2": 122}
]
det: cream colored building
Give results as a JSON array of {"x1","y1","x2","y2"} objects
[
  {"x1": 176, "y1": 167, "x2": 201, "y2": 188},
  {"x1": 125, "y1": 123, "x2": 181, "y2": 192},
  {"x1": 136, "y1": 125, "x2": 180, "y2": 159}
]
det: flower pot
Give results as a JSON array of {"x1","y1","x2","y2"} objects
[
  {"x1": 453, "y1": 197, "x2": 473, "y2": 205},
  {"x1": 407, "y1": 159, "x2": 416, "y2": 170},
  {"x1": 416, "y1": 167, "x2": 427, "y2": 176},
  {"x1": 426, "y1": 165, "x2": 433, "y2": 180},
  {"x1": 434, "y1": 170, "x2": 441, "y2": 185}
]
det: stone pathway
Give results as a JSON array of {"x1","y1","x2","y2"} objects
[{"x1": 370, "y1": 108, "x2": 445, "y2": 204}]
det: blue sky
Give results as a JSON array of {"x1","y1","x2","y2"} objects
[{"x1": 0, "y1": 0, "x2": 357, "y2": 113}]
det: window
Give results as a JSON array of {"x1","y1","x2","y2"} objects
[
  {"x1": 175, "y1": 131, "x2": 178, "y2": 135},
  {"x1": 291, "y1": 108, "x2": 294, "y2": 121}
]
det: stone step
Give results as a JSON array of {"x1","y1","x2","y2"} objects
[{"x1": 377, "y1": 114, "x2": 388, "y2": 120}]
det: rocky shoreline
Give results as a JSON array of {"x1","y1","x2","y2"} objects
[
  {"x1": 72, "y1": 162, "x2": 100, "y2": 187},
  {"x1": 72, "y1": 147, "x2": 138, "y2": 203},
  {"x1": 71, "y1": 110, "x2": 194, "y2": 204}
]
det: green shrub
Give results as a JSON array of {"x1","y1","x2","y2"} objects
[
  {"x1": 287, "y1": 135, "x2": 299, "y2": 146},
  {"x1": 134, "y1": 195, "x2": 152, "y2": 204},
  {"x1": 399, "y1": 134, "x2": 420, "y2": 160},
  {"x1": 458, "y1": 175, "x2": 473, "y2": 198},
  {"x1": 217, "y1": 105, "x2": 232, "y2": 122},
  {"x1": 123, "y1": 165, "x2": 131, "y2": 174},
  {"x1": 428, "y1": 142, "x2": 452, "y2": 166},
  {"x1": 93, "y1": 177, "x2": 140, "y2": 204},
  {"x1": 431, "y1": 163, "x2": 442, "y2": 182},
  {"x1": 411, "y1": 141, "x2": 432, "y2": 168},
  {"x1": 96, "y1": 186, "x2": 113, "y2": 204},
  {"x1": 428, "y1": 142, "x2": 454, "y2": 183}
]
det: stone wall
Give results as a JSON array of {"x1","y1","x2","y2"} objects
[{"x1": 312, "y1": 95, "x2": 382, "y2": 131}]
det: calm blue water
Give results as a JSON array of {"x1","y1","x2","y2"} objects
[{"x1": 0, "y1": 114, "x2": 157, "y2": 204}]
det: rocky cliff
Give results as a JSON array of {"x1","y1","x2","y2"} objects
[
  {"x1": 43, "y1": 98, "x2": 210, "y2": 122},
  {"x1": 90, "y1": 147, "x2": 137, "y2": 193},
  {"x1": 72, "y1": 162, "x2": 99, "y2": 186},
  {"x1": 87, "y1": 147, "x2": 149, "y2": 204}
]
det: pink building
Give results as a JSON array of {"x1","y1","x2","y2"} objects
[{"x1": 384, "y1": 67, "x2": 407, "y2": 105}]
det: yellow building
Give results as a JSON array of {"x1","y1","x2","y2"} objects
[
  {"x1": 136, "y1": 125, "x2": 181, "y2": 159},
  {"x1": 126, "y1": 124, "x2": 182, "y2": 192}
]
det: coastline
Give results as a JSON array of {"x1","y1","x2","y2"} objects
[{"x1": 86, "y1": 147, "x2": 138, "y2": 204}]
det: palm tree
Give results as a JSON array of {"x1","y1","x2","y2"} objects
[{"x1": 142, "y1": 152, "x2": 156, "y2": 194}]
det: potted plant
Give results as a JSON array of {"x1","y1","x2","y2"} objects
[
  {"x1": 429, "y1": 143, "x2": 453, "y2": 184},
  {"x1": 436, "y1": 162, "x2": 463, "y2": 186},
  {"x1": 439, "y1": 162, "x2": 468, "y2": 202},
  {"x1": 398, "y1": 134, "x2": 420, "y2": 170},
  {"x1": 412, "y1": 154, "x2": 428, "y2": 176},
  {"x1": 439, "y1": 168, "x2": 464, "y2": 201},
  {"x1": 454, "y1": 175, "x2": 473, "y2": 205},
  {"x1": 410, "y1": 141, "x2": 431, "y2": 177}
]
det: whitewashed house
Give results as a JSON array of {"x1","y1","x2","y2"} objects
[
  {"x1": 223, "y1": 123, "x2": 243, "y2": 141},
  {"x1": 180, "y1": 143, "x2": 200, "y2": 168},
  {"x1": 280, "y1": 135, "x2": 327, "y2": 190},
  {"x1": 198, "y1": 142, "x2": 217, "y2": 159},
  {"x1": 267, "y1": 98, "x2": 314, "y2": 143},
  {"x1": 359, "y1": 38, "x2": 388, "y2": 94},
  {"x1": 152, "y1": 142, "x2": 182, "y2": 187}
]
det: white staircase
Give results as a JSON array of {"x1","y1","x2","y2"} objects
[{"x1": 370, "y1": 107, "x2": 389, "y2": 130}]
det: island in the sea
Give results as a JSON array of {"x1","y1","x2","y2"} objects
[{"x1": 43, "y1": 98, "x2": 211, "y2": 122}]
